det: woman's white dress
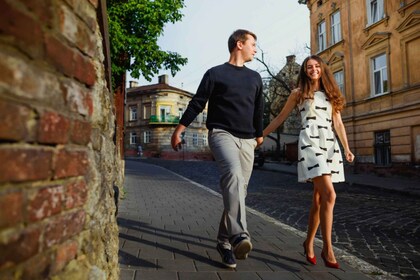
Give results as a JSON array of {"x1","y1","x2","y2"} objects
[{"x1": 297, "y1": 91, "x2": 345, "y2": 183}]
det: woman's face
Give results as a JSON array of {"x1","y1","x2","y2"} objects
[{"x1": 305, "y1": 59, "x2": 322, "y2": 81}]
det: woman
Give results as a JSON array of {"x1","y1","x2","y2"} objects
[{"x1": 263, "y1": 55, "x2": 354, "y2": 268}]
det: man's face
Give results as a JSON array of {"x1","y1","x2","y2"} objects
[{"x1": 240, "y1": 34, "x2": 257, "y2": 62}]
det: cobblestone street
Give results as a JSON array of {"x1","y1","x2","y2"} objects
[{"x1": 139, "y1": 158, "x2": 420, "y2": 280}]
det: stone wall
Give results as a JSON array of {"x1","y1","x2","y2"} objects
[{"x1": 0, "y1": 0, "x2": 122, "y2": 279}]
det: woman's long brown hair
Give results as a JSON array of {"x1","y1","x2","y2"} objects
[{"x1": 296, "y1": 55, "x2": 345, "y2": 113}]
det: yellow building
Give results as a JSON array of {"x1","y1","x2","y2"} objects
[
  {"x1": 303, "y1": 0, "x2": 420, "y2": 177},
  {"x1": 125, "y1": 75, "x2": 211, "y2": 160}
]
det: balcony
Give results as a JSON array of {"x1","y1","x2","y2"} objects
[{"x1": 149, "y1": 115, "x2": 180, "y2": 125}]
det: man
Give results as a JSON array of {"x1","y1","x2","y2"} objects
[{"x1": 171, "y1": 29, "x2": 264, "y2": 268}]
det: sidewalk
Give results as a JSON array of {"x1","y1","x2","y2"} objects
[
  {"x1": 118, "y1": 161, "x2": 396, "y2": 280},
  {"x1": 261, "y1": 161, "x2": 420, "y2": 197}
]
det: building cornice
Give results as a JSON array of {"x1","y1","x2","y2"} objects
[
  {"x1": 398, "y1": 0, "x2": 420, "y2": 17},
  {"x1": 361, "y1": 32, "x2": 391, "y2": 50},
  {"x1": 396, "y1": 10, "x2": 420, "y2": 32},
  {"x1": 127, "y1": 84, "x2": 194, "y2": 98}
]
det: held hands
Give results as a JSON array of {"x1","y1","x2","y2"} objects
[{"x1": 256, "y1": 137, "x2": 263, "y2": 148}]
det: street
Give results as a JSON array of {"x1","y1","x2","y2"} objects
[{"x1": 139, "y1": 158, "x2": 420, "y2": 280}]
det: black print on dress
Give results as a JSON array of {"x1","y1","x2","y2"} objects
[
  {"x1": 300, "y1": 107, "x2": 306, "y2": 112},
  {"x1": 331, "y1": 171, "x2": 340, "y2": 174},
  {"x1": 320, "y1": 147, "x2": 327, "y2": 151},
  {"x1": 326, "y1": 138, "x2": 334, "y2": 142},
  {"x1": 298, "y1": 157, "x2": 305, "y2": 162},
  {"x1": 326, "y1": 98, "x2": 330, "y2": 101},
  {"x1": 301, "y1": 145, "x2": 312, "y2": 150},
  {"x1": 326, "y1": 159, "x2": 333, "y2": 163},
  {"x1": 310, "y1": 135, "x2": 320, "y2": 139},
  {"x1": 326, "y1": 118, "x2": 332, "y2": 123},
  {"x1": 318, "y1": 125, "x2": 328, "y2": 129},
  {"x1": 339, "y1": 160, "x2": 343, "y2": 164},
  {"x1": 308, "y1": 164, "x2": 320, "y2": 170},
  {"x1": 301, "y1": 125, "x2": 310, "y2": 130},
  {"x1": 334, "y1": 149, "x2": 340, "y2": 153},
  {"x1": 315, "y1": 106, "x2": 327, "y2": 111},
  {"x1": 307, "y1": 116, "x2": 316, "y2": 121},
  {"x1": 315, "y1": 153, "x2": 323, "y2": 156}
]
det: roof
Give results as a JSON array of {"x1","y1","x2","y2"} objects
[{"x1": 127, "y1": 83, "x2": 194, "y2": 97}]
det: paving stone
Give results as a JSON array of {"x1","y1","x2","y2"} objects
[
  {"x1": 119, "y1": 160, "x2": 411, "y2": 280},
  {"x1": 178, "y1": 272, "x2": 219, "y2": 280}
]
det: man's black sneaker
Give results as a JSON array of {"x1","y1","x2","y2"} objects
[
  {"x1": 232, "y1": 236, "x2": 252, "y2": 260},
  {"x1": 216, "y1": 243, "x2": 236, "y2": 268}
]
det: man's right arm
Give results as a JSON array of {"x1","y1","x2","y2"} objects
[
  {"x1": 178, "y1": 70, "x2": 213, "y2": 127},
  {"x1": 171, "y1": 124, "x2": 186, "y2": 151},
  {"x1": 172, "y1": 70, "x2": 213, "y2": 151}
]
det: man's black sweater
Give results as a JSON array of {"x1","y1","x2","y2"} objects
[{"x1": 179, "y1": 62, "x2": 264, "y2": 139}]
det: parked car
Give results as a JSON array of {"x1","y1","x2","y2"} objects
[{"x1": 254, "y1": 149, "x2": 265, "y2": 167}]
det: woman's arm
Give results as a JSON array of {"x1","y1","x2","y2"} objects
[
  {"x1": 263, "y1": 90, "x2": 298, "y2": 137},
  {"x1": 332, "y1": 110, "x2": 355, "y2": 163}
]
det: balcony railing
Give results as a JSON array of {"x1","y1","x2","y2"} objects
[{"x1": 149, "y1": 115, "x2": 179, "y2": 124}]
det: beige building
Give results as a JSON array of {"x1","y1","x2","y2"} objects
[
  {"x1": 125, "y1": 75, "x2": 211, "y2": 160},
  {"x1": 303, "y1": 0, "x2": 420, "y2": 177}
]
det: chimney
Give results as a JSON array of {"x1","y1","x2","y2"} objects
[
  {"x1": 158, "y1": 74, "x2": 168, "y2": 84},
  {"x1": 129, "y1": 81, "x2": 139, "y2": 88},
  {"x1": 286, "y1": 55, "x2": 296, "y2": 64}
]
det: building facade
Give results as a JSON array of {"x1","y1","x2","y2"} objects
[
  {"x1": 125, "y1": 75, "x2": 211, "y2": 160},
  {"x1": 304, "y1": 0, "x2": 420, "y2": 177},
  {"x1": 0, "y1": 0, "x2": 122, "y2": 278}
]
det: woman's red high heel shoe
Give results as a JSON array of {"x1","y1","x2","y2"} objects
[
  {"x1": 321, "y1": 251, "x2": 340, "y2": 269},
  {"x1": 302, "y1": 241, "x2": 316, "y2": 265}
]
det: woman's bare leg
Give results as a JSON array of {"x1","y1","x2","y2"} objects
[
  {"x1": 305, "y1": 185, "x2": 320, "y2": 258},
  {"x1": 313, "y1": 175, "x2": 337, "y2": 263}
]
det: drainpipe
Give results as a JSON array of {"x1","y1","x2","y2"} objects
[{"x1": 347, "y1": 0, "x2": 357, "y2": 172}]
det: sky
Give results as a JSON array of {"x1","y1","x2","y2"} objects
[{"x1": 127, "y1": 0, "x2": 311, "y2": 93}]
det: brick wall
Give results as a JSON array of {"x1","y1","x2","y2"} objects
[{"x1": 0, "y1": 0, "x2": 122, "y2": 279}]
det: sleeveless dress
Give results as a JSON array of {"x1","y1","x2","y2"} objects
[{"x1": 297, "y1": 91, "x2": 345, "y2": 183}]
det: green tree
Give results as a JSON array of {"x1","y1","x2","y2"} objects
[{"x1": 107, "y1": 0, "x2": 188, "y2": 87}]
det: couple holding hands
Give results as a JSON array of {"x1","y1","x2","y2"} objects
[{"x1": 171, "y1": 29, "x2": 354, "y2": 269}]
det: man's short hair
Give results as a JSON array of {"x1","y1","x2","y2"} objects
[{"x1": 228, "y1": 29, "x2": 257, "y2": 53}]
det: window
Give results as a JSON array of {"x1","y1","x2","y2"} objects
[
  {"x1": 331, "y1": 11, "x2": 341, "y2": 45},
  {"x1": 333, "y1": 70, "x2": 345, "y2": 95},
  {"x1": 374, "y1": 130, "x2": 391, "y2": 166},
  {"x1": 371, "y1": 54, "x2": 388, "y2": 95},
  {"x1": 129, "y1": 106, "x2": 137, "y2": 121},
  {"x1": 202, "y1": 134, "x2": 207, "y2": 146},
  {"x1": 143, "y1": 105, "x2": 151, "y2": 119},
  {"x1": 143, "y1": 131, "x2": 151, "y2": 143},
  {"x1": 130, "y1": 132, "x2": 137, "y2": 145},
  {"x1": 367, "y1": 0, "x2": 384, "y2": 25},
  {"x1": 159, "y1": 105, "x2": 171, "y2": 122},
  {"x1": 178, "y1": 108, "x2": 184, "y2": 118},
  {"x1": 192, "y1": 133, "x2": 198, "y2": 146},
  {"x1": 318, "y1": 21, "x2": 326, "y2": 52},
  {"x1": 202, "y1": 111, "x2": 207, "y2": 122}
]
